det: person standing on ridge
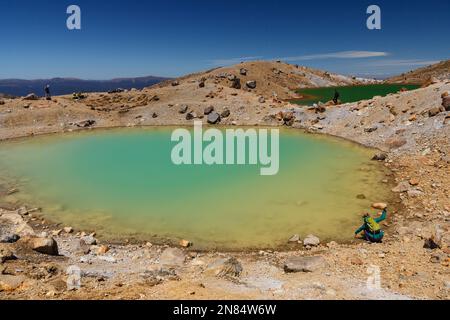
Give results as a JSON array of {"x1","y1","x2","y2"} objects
[
  {"x1": 354, "y1": 207, "x2": 387, "y2": 243},
  {"x1": 44, "y1": 84, "x2": 51, "y2": 100},
  {"x1": 333, "y1": 89, "x2": 340, "y2": 104}
]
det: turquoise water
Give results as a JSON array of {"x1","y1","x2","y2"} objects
[{"x1": 0, "y1": 128, "x2": 391, "y2": 249}]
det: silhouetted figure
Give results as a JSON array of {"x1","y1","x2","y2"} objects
[
  {"x1": 44, "y1": 85, "x2": 51, "y2": 100},
  {"x1": 333, "y1": 89, "x2": 340, "y2": 105}
]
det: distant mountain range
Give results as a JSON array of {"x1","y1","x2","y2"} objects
[{"x1": 0, "y1": 76, "x2": 170, "y2": 97}]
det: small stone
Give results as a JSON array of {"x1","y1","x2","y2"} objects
[
  {"x1": 159, "y1": 248, "x2": 185, "y2": 267},
  {"x1": 288, "y1": 234, "x2": 300, "y2": 243},
  {"x1": 186, "y1": 111, "x2": 197, "y2": 120},
  {"x1": 258, "y1": 96, "x2": 265, "y2": 103},
  {"x1": 350, "y1": 257, "x2": 363, "y2": 265},
  {"x1": 220, "y1": 109, "x2": 230, "y2": 118},
  {"x1": 171, "y1": 80, "x2": 180, "y2": 86},
  {"x1": 239, "y1": 68, "x2": 247, "y2": 76},
  {"x1": 372, "y1": 153, "x2": 387, "y2": 161},
  {"x1": 303, "y1": 235, "x2": 320, "y2": 246},
  {"x1": 364, "y1": 126, "x2": 378, "y2": 133},
  {"x1": 284, "y1": 256, "x2": 326, "y2": 273},
  {"x1": 63, "y1": 227, "x2": 73, "y2": 234},
  {"x1": 204, "y1": 106, "x2": 214, "y2": 115},
  {"x1": 356, "y1": 194, "x2": 366, "y2": 200},
  {"x1": 0, "y1": 275, "x2": 25, "y2": 291},
  {"x1": 442, "y1": 96, "x2": 450, "y2": 111},
  {"x1": 81, "y1": 235, "x2": 97, "y2": 245},
  {"x1": 409, "y1": 178, "x2": 419, "y2": 186},
  {"x1": 372, "y1": 203, "x2": 387, "y2": 210},
  {"x1": 178, "y1": 105, "x2": 188, "y2": 114},
  {"x1": 246, "y1": 80, "x2": 257, "y2": 89},
  {"x1": 428, "y1": 107, "x2": 441, "y2": 117},
  {"x1": 0, "y1": 245, "x2": 16, "y2": 263},
  {"x1": 96, "y1": 245, "x2": 109, "y2": 255},
  {"x1": 179, "y1": 239, "x2": 192, "y2": 248},
  {"x1": 206, "y1": 257, "x2": 242, "y2": 278},
  {"x1": 392, "y1": 181, "x2": 410, "y2": 193},
  {"x1": 0, "y1": 234, "x2": 20, "y2": 244}
]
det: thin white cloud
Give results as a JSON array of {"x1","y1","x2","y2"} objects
[
  {"x1": 210, "y1": 51, "x2": 388, "y2": 66},
  {"x1": 366, "y1": 59, "x2": 440, "y2": 67},
  {"x1": 210, "y1": 56, "x2": 264, "y2": 66},
  {"x1": 275, "y1": 51, "x2": 389, "y2": 62}
]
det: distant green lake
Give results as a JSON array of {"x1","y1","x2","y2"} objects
[
  {"x1": 292, "y1": 84, "x2": 420, "y2": 105},
  {"x1": 0, "y1": 128, "x2": 391, "y2": 249}
]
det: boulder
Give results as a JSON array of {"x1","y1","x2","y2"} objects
[
  {"x1": 239, "y1": 68, "x2": 247, "y2": 76},
  {"x1": 25, "y1": 237, "x2": 59, "y2": 256},
  {"x1": 206, "y1": 257, "x2": 242, "y2": 278},
  {"x1": 246, "y1": 81, "x2": 257, "y2": 89},
  {"x1": 23, "y1": 93, "x2": 39, "y2": 101},
  {"x1": 207, "y1": 112, "x2": 221, "y2": 125},
  {"x1": 227, "y1": 74, "x2": 236, "y2": 81},
  {"x1": 198, "y1": 80, "x2": 205, "y2": 88},
  {"x1": 230, "y1": 78, "x2": 241, "y2": 89},
  {"x1": 204, "y1": 106, "x2": 214, "y2": 115},
  {"x1": 284, "y1": 256, "x2": 326, "y2": 273},
  {"x1": 159, "y1": 248, "x2": 185, "y2": 267},
  {"x1": 303, "y1": 234, "x2": 320, "y2": 247}
]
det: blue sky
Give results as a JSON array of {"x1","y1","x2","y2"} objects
[{"x1": 0, "y1": 0, "x2": 449, "y2": 79}]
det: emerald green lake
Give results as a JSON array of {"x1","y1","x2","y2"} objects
[
  {"x1": 293, "y1": 84, "x2": 420, "y2": 105},
  {"x1": 0, "y1": 128, "x2": 391, "y2": 249}
]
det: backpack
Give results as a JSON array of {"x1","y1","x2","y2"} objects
[{"x1": 365, "y1": 217, "x2": 380, "y2": 233}]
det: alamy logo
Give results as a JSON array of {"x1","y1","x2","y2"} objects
[
  {"x1": 367, "y1": 5, "x2": 381, "y2": 30},
  {"x1": 67, "y1": 5, "x2": 81, "y2": 30},
  {"x1": 366, "y1": 265, "x2": 381, "y2": 290},
  {"x1": 171, "y1": 121, "x2": 279, "y2": 176},
  {"x1": 66, "y1": 265, "x2": 81, "y2": 290}
]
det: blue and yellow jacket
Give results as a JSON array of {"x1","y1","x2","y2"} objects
[{"x1": 355, "y1": 209, "x2": 387, "y2": 236}]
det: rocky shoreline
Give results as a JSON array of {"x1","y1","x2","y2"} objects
[{"x1": 0, "y1": 62, "x2": 449, "y2": 300}]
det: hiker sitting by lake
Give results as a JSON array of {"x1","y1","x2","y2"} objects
[
  {"x1": 44, "y1": 84, "x2": 51, "y2": 100},
  {"x1": 333, "y1": 89, "x2": 340, "y2": 104},
  {"x1": 354, "y1": 207, "x2": 387, "y2": 243}
]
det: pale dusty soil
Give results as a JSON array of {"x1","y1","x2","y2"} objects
[{"x1": 0, "y1": 61, "x2": 449, "y2": 300}]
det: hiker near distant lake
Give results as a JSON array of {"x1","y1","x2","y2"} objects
[
  {"x1": 44, "y1": 84, "x2": 51, "y2": 100},
  {"x1": 354, "y1": 207, "x2": 387, "y2": 243},
  {"x1": 333, "y1": 89, "x2": 340, "y2": 104}
]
